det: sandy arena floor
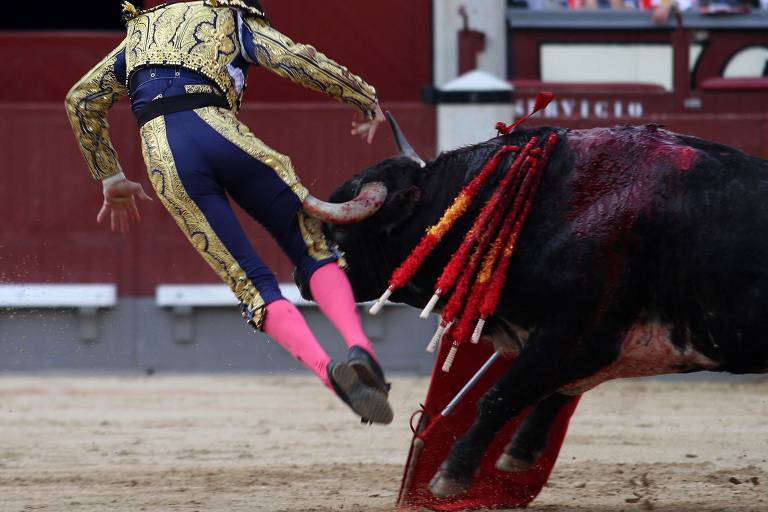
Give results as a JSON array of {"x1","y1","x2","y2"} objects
[{"x1": 0, "y1": 375, "x2": 766, "y2": 512}]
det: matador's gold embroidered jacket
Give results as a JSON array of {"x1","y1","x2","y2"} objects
[{"x1": 65, "y1": 0, "x2": 379, "y2": 181}]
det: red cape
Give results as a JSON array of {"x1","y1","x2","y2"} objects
[{"x1": 397, "y1": 339, "x2": 580, "y2": 510}]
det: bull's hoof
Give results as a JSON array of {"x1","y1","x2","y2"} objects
[
  {"x1": 495, "y1": 445, "x2": 538, "y2": 473},
  {"x1": 429, "y1": 470, "x2": 472, "y2": 498},
  {"x1": 495, "y1": 452, "x2": 533, "y2": 473}
]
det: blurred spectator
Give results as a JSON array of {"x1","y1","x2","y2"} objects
[
  {"x1": 509, "y1": 0, "x2": 568, "y2": 9},
  {"x1": 651, "y1": 0, "x2": 756, "y2": 23},
  {"x1": 651, "y1": 0, "x2": 692, "y2": 24},
  {"x1": 697, "y1": 0, "x2": 755, "y2": 12},
  {"x1": 509, "y1": 0, "x2": 764, "y2": 8},
  {"x1": 568, "y1": 0, "x2": 639, "y2": 8}
]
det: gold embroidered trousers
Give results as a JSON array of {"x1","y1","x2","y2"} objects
[{"x1": 140, "y1": 105, "x2": 341, "y2": 330}]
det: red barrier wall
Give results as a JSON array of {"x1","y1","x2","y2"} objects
[
  {"x1": 0, "y1": 103, "x2": 436, "y2": 296},
  {"x1": 0, "y1": 1, "x2": 435, "y2": 296},
  {"x1": 0, "y1": 1, "x2": 431, "y2": 103}
]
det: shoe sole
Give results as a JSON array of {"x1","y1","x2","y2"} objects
[
  {"x1": 348, "y1": 359, "x2": 388, "y2": 395},
  {"x1": 331, "y1": 363, "x2": 393, "y2": 425}
]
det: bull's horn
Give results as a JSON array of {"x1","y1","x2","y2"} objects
[
  {"x1": 385, "y1": 111, "x2": 426, "y2": 168},
  {"x1": 302, "y1": 181, "x2": 387, "y2": 225}
]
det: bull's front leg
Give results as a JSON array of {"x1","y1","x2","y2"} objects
[
  {"x1": 429, "y1": 323, "x2": 619, "y2": 498},
  {"x1": 495, "y1": 392, "x2": 577, "y2": 472}
]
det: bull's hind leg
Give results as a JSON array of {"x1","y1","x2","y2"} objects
[
  {"x1": 429, "y1": 320, "x2": 622, "y2": 498},
  {"x1": 495, "y1": 392, "x2": 576, "y2": 473}
]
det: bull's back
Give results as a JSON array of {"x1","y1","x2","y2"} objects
[{"x1": 529, "y1": 125, "x2": 768, "y2": 372}]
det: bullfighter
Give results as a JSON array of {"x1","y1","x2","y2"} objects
[{"x1": 65, "y1": 0, "x2": 393, "y2": 424}]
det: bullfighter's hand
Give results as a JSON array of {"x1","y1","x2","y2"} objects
[
  {"x1": 351, "y1": 102, "x2": 386, "y2": 144},
  {"x1": 96, "y1": 177, "x2": 153, "y2": 233}
]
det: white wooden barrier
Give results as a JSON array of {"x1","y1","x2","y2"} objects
[
  {"x1": 156, "y1": 283, "x2": 313, "y2": 308},
  {"x1": 0, "y1": 284, "x2": 117, "y2": 342},
  {"x1": 155, "y1": 283, "x2": 400, "y2": 344},
  {"x1": 157, "y1": 283, "x2": 313, "y2": 343}
]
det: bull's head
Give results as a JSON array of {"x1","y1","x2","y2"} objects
[
  {"x1": 302, "y1": 114, "x2": 425, "y2": 226},
  {"x1": 322, "y1": 114, "x2": 429, "y2": 301},
  {"x1": 327, "y1": 114, "x2": 426, "y2": 240}
]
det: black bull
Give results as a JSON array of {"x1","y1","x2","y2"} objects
[{"x1": 314, "y1": 124, "x2": 768, "y2": 497}]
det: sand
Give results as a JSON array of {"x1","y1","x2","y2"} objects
[{"x1": 0, "y1": 375, "x2": 766, "y2": 512}]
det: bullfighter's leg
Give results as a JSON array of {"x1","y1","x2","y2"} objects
[
  {"x1": 228, "y1": 185, "x2": 389, "y2": 397},
  {"x1": 200, "y1": 108, "x2": 390, "y2": 399},
  {"x1": 308, "y1": 263, "x2": 390, "y2": 395},
  {"x1": 495, "y1": 392, "x2": 576, "y2": 472},
  {"x1": 140, "y1": 110, "x2": 392, "y2": 424},
  {"x1": 140, "y1": 112, "x2": 329, "y2": 374},
  {"x1": 430, "y1": 319, "x2": 622, "y2": 497},
  {"x1": 195, "y1": 107, "x2": 392, "y2": 419}
]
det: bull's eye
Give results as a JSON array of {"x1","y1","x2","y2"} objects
[{"x1": 330, "y1": 227, "x2": 348, "y2": 245}]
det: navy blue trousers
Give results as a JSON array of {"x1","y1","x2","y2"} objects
[
  {"x1": 134, "y1": 80, "x2": 339, "y2": 330},
  {"x1": 162, "y1": 109, "x2": 335, "y2": 303},
  {"x1": 134, "y1": 69, "x2": 338, "y2": 329}
]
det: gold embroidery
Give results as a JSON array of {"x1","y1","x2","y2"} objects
[
  {"x1": 297, "y1": 211, "x2": 346, "y2": 267},
  {"x1": 122, "y1": 1, "x2": 139, "y2": 21},
  {"x1": 204, "y1": 0, "x2": 266, "y2": 18},
  {"x1": 65, "y1": 43, "x2": 129, "y2": 181},
  {"x1": 140, "y1": 115, "x2": 267, "y2": 329},
  {"x1": 184, "y1": 84, "x2": 218, "y2": 95},
  {"x1": 193, "y1": 106, "x2": 309, "y2": 201},
  {"x1": 243, "y1": 17, "x2": 378, "y2": 116},
  {"x1": 121, "y1": 1, "x2": 173, "y2": 21},
  {"x1": 125, "y1": 2, "x2": 241, "y2": 111}
]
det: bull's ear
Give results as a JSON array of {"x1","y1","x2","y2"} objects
[{"x1": 381, "y1": 185, "x2": 422, "y2": 234}]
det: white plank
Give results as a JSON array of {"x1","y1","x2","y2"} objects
[
  {"x1": 155, "y1": 284, "x2": 403, "y2": 308},
  {"x1": 155, "y1": 284, "x2": 313, "y2": 307},
  {"x1": 0, "y1": 284, "x2": 117, "y2": 308}
]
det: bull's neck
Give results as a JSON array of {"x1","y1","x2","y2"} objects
[{"x1": 344, "y1": 229, "x2": 429, "y2": 307}]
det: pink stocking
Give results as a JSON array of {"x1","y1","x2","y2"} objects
[
  {"x1": 309, "y1": 263, "x2": 378, "y2": 360},
  {"x1": 263, "y1": 299, "x2": 331, "y2": 388}
]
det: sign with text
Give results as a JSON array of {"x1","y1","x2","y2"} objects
[{"x1": 514, "y1": 97, "x2": 647, "y2": 120}]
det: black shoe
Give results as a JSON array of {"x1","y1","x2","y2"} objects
[
  {"x1": 347, "y1": 346, "x2": 391, "y2": 397},
  {"x1": 327, "y1": 361, "x2": 393, "y2": 425}
]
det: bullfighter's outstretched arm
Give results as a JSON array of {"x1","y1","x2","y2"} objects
[
  {"x1": 65, "y1": 42, "x2": 150, "y2": 232},
  {"x1": 65, "y1": 42, "x2": 129, "y2": 181},
  {"x1": 240, "y1": 17, "x2": 379, "y2": 118}
]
